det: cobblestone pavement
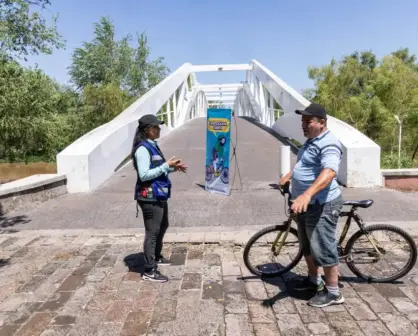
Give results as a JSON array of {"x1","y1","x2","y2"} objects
[{"x1": 1, "y1": 229, "x2": 418, "y2": 335}]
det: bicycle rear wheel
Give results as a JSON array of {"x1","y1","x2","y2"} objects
[
  {"x1": 243, "y1": 224, "x2": 303, "y2": 277},
  {"x1": 344, "y1": 224, "x2": 417, "y2": 283}
]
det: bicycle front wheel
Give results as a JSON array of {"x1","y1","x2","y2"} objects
[
  {"x1": 345, "y1": 224, "x2": 417, "y2": 283},
  {"x1": 243, "y1": 224, "x2": 303, "y2": 277}
]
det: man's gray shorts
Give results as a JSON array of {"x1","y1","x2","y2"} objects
[{"x1": 296, "y1": 195, "x2": 344, "y2": 267}]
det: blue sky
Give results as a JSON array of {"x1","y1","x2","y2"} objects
[{"x1": 26, "y1": 0, "x2": 418, "y2": 93}]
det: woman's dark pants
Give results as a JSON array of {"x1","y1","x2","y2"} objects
[{"x1": 138, "y1": 201, "x2": 169, "y2": 272}]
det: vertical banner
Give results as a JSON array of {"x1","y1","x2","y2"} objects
[{"x1": 205, "y1": 108, "x2": 232, "y2": 195}]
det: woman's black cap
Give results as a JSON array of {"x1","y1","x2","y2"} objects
[{"x1": 138, "y1": 114, "x2": 164, "y2": 128}]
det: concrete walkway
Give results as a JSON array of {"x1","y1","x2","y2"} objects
[
  {"x1": 1, "y1": 117, "x2": 418, "y2": 233},
  {"x1": 1, "y1": 228, "x2": 418, "y2": 335}
]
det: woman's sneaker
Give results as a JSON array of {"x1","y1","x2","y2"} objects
[{"x1": 142, "y1": 269, "x2": 168, "y2": 282}]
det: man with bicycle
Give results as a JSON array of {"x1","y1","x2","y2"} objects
[{"x1": 280, "y1": 102, "x2": 344, "y2": 308}]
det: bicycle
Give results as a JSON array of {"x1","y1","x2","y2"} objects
[
  {"x1": 205, "y1": 160, "x2": 229, "y2": 184},
  {"x1": 243, "y1": 182, "x2": 417, "y2": 283}
]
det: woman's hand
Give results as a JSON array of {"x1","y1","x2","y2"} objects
[
  {"x1": 174, "y1": 159, "x2": 187, "y2": 173},
  {"x1": 176, "y1": 162, "x2": 187, "y2": 173},
  {"x1": 167, "y1": 156, "x2": 187, "y2": 173},
  {"x1": 167, "y1": 156, "x2": 181, "y2": 167}
]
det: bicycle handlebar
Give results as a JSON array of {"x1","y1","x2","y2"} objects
[
  {"x1": 278, "y1": 181, "x2": 294, "y2": 212},
  {"x1": 278, "y1": 181, "x2": 291, "y2": 197}
]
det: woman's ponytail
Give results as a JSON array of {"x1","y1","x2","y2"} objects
[{"x1": 131, "y1": 126, "x2": 147, "y2": 171}]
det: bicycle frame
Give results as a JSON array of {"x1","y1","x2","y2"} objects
[
  {"x1": 271, "y1": 214, "x2": 296, "y2": 256},
  {"x1": 338, "y1": 208, "x2": 382, "y2": 260},
  {"x1": 338, "y1": 209, "x2": 366, "y2": 246},
  {"x1": 273, "y1": 183, "x2": 382, "y2": 259},
  {"x1": 271, "y1": 183, "x2": 296, "y2": 256}
]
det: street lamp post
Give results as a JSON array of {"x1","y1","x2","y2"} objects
[{"x1": 394, "y1": 115, "x2": 403, "y2": 169}]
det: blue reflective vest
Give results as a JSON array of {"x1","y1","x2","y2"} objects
[{"x1": 133, "y1": 141, "x2": 172, "y2": 202}]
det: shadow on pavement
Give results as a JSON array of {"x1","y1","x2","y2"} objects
[
  {"x1": 240, "y1": 271, "x2": 407, "y2": 309},
  {"x1": 195, "y1": 183, "x2": 205, "y2": 190},
  {"x1": 238, "y1": 271, "x2": 314, "y2": 307},
  {"x1": 0, "y1": 201, "x2": 31, "y2": 231},
  {"x1": 239, "y1": 116, "x2": 300, "y2": 155},
  {"x1": 0, "y1": 214, "x2": 31, "y2": 231},
  {"x1": 0, "y1": 259, "x2": 10, "y2": 268},
  {"x1": 337, "y1": 274, "x2": 405, "y2": 285}
]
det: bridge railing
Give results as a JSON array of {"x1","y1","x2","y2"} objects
[
  {"x1": 58, "y1": 59, "x2": 382, "y2": 193},
  {"x1": 182, "y1": 90, "x2": 208, "y2": 121},
  {"x1": 233, "y1": 85, "x2": 258, "y2": 119},
  {"x1": 241, "y1": 60, "x2": 382, "y2": 188},
  {"x1": 57, "y1": 63, "x2": 198, "y2": 193}
]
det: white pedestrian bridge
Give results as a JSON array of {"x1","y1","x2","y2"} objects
[{"x1": 57, "y1": 60, "x2": 382, "y2": 193}]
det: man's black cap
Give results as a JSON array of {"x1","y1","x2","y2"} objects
[
  {"x1": 295, "y1": 103, "x2": 327, "y2": 119},
  {"x1": 138, "y1": 114, "x2": 164, "y2": 129}
]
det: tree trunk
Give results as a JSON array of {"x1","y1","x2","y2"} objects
[{"x1": 412, "y1": 141, "x2": 418, "y2": 161}]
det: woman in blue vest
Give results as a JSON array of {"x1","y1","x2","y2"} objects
[{"x1": 131, "y1": 114, "x2": 187, "y2": 282}]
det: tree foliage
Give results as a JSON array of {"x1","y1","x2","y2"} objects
[
  {"x1": 82, "y1": 83, "x2": 129, "y2": 130},
  {"x1": 306, "y1": 48, "x2": 418, "y2": 168},
  {"x1": 0, "y1": 59, "x2": 71, "y2": 161},
  {"x1": 0, "y1": 0, "x2": 64, "y2": 61},
  {"x1": 68, "y1": 16, "x2": 169, "y2": 97},
  {"x1": 0, "y1": 12, "x2": 170, "y2": 163},
  {"x1": 68, "y1": 17, "x2": 132, "y2": 89}
]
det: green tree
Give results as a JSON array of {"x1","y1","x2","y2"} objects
[
  {"x1": 372, "y1": 56, "x2": 418, "y2": 156},
  {"x1": 68, "y1": 17, "x2": 133, "y2": 89},
  {"x1": 55, "y1": 84, "x2": 81, "y2": 113},
  {"x1": 307, "y1": 52, "x2": 378, "y2": 132},
  {"x1": 0, "y1": 12, "x2": 171, "y2": 165},
  {"x1": 0, "y1": 0, "x2": 64, "y2": 61},
  {"x1": 68, "y1": 16, "x2": 169, "y2": 96},
  {"x1": 82, "y1": 83, "x2": 128, "y2": 130},
  {"x1": 0, "y1": 59, "x2": 70, "y2": 161},
  {"x1": 391, "y1": 47, "x2": 417, "y2": 70},
  {"x1": 129, "y1": 32, "x2": 169, "y2": 96},
  {"x1": 307, "y1": 50, "x2": 418, "y2": 168}
]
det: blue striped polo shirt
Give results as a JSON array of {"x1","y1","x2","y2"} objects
[{"x1": 291, "y1": 129, "x2": 343, "y2": 204}]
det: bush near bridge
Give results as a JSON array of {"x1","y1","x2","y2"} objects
[{"x1": 304, "y1": 49, "x2": 418, "y2": 169}]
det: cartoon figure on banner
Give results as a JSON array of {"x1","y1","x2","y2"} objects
[
  {"x1": 212, "y1": 135, "x2": 226, "y2": 175},
  {"x1": 206, "y1": 134, "x2": 229, "y2": 184}
]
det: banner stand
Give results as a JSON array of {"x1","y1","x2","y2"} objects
[{"x1": 204, "y1": 108, "x2": 232, "y2": 196}]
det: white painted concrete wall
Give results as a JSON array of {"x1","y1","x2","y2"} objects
[{"x1": 250, "y1": 60, "x2": 382, "y2": 187}]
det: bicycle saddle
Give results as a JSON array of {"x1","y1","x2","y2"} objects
[{"x1": 343, "y1": 200, "x2": 374, "y2": 208}]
